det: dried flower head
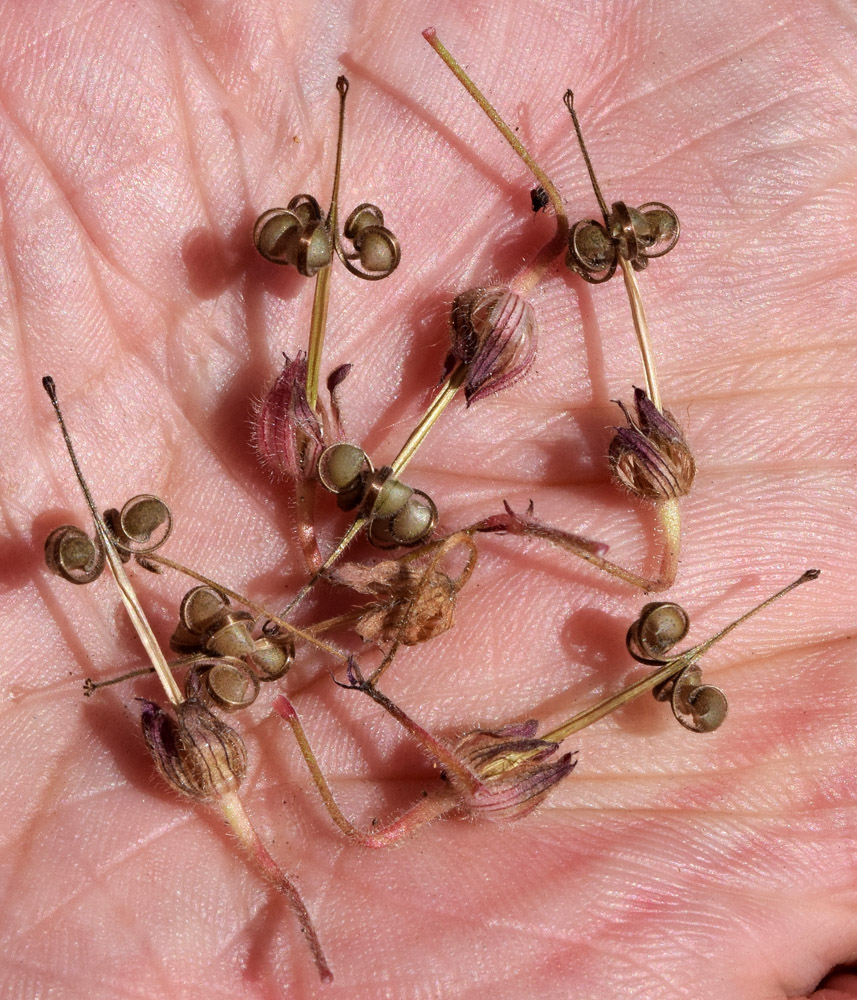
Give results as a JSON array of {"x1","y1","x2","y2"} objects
[
  {"x1": 609, "y1": 387, "x2": 695, "y2": 501},
  {"x1": 140, "y1": 697, "x2": 247, "y2": 800},
  {"x1": 335, "y1": 558, "x2": 457, "y2": 645},
  {"x1": 449, "y1": 286, "x2": 537, "y2": 405},
  {"x1": 253, "y1": 353, "x2": 326, "y2": 480},
  {"x1": 450, "y1": 720, "x2": 576, "y2": 822}
]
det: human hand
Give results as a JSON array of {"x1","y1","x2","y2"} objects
[{"x1": 2, "y1": 3, "x2": 855, "y2": 998}]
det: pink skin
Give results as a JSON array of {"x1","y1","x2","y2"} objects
[{"x1": 1, "y1": 2, "x2": 856, "y2": 998}]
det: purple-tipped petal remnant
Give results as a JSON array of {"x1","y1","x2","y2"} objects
[
  {"x1": 449, "y1": 286, "x2": 537, "y2": 405},
  {"x1": 609, "y1": 387, "x2": 695, "y2": 501},
  {"x1": 452, "y1": 720, "x2": 576, "y2": 822}
]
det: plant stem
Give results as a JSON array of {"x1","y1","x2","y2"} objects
[
  {"x1": 422, "y1": 28, "x2": 569, "y2": 295},
  {"x1": 617, "y1": 257, "x2": 661, "y2": 409},
  {"x1": 655, "y1": 498, "x2": 681, "y2": 591},
  {"x1": 305, "y1": 267, "x2": 332, "y2": 412},
  {"x1": 346, "y1": 674, "x2": 481, "y2": 794},
  {"x1": 305, "y1": 77, "x2": 349, "y2": 412},
  {"x1": 274, "y1": 696, "x2": 456, "y2": 847},
  {"x1": 390, "y1": 362, "x2": 468, "y2": 478},
  {"x1": 219, "y1": 789, "x2": 333, "y2": 983}
]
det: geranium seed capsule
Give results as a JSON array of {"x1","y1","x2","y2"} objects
[
  {"x1": 627, "y1": 602, "x2": 690, "y2": 663},
  {"x1": 317, "y1": 443, "x2": 372, "y2": 495},
  {"x1": 115, "y1": 494, "x2": 172, "y2": 551},
  {"x1": 180, "y1": 585, "x2": 230, "y2": 635},
  {"x1": 369, "y1": 475, "x2": 413, "y2": 520},
  {"x1": 197, "y1": 658, "x2": 261, "y2": 713},
  {"x1": 248, "y1": 635, "x2": 295, "y2": 680},
  {"x1": 203, "y1": 610, "x2": 256, "y2": 659},
  {"x1": 44, "y1": 524, "x2": 105, "y2": 584}
]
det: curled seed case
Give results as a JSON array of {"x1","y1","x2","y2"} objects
[
  {"x1": 287, "y1": 193, "x2": 324, "y2": 225},
  {"x1": 204, "y1": 610, "x2": 256, "y2": 659},
  {"x1": 253, "y1": 201, "x2": 332, "y2": 276},
  {"x1": 188, "y1": 659, "x2": 261, "y2": 713},
  {"x1": 320, "y1": 445, "x2": 436, "y2": 546},
  {"x1": 627, "y1": 602, "x2": 690, "y2": 663},
  {"x1": 368, "y1": 490, "x2": 438, "y2": 549},
  {"x1": 114, "y1": 495, "x2": 172, "y2": 553},
  {"x1": 249, "y1": 635, "x2": 295, "y2": 680},
  {"x1": 563, "y1": 90, "x2": 680, "y2": 283},
  {"x1": 343, "y1": 202, "x2": 384, "y2": 237},
  {"x1": 317, "y1": 443, "x2": 373, "y2": 497},
  {"x1": 655, "y1": 664, "x2": 728, "y2": 733},
  {"x1": 44, "y1": 524, "x2": 105, "y2": 584},
  {"x1": 179, "y1": 585, "x2": 230, "y2": 635},
  {"x1": 567, "y1": 203, "x2": 680, "y2": 283},
  {"x1": 340, "y1": 202, "x2": 400, "y2": 279},
  {"x1": 369, "y1": 476, "x2": 413, "y2": 520}
]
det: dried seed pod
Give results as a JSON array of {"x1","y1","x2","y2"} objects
[
  {"x1": 627, "y1": 602, "x2": 689, "y2": 664},
  {"x1": 248, "y1": 635, "x2": 295, "y2": 680},
  {"x1": 563, "y1": 91, "x2": 680, "y2": 283},
  {"x1": 44, "y1": 524, "x2": 105, "y2": 584},
  {"x1": 452, "y1": 721, "x2": 576, "y2": 822},
  {"x1": 449, "y1": 286, "x2": 537, "y2": 405},
  {"x1": 204, "y1": 610, "x2": 256, "y2": 660},
  {"x1": 141, "y1": 697, "x2": 247, "y2": 800},
  {"x1": 317, "y1": 443, "x2": 373, "y2": 504},
  {"x1": 609, "y1": 387, "x2": 696, "y2": 502},
  {"x1": 105, "y1": 494, "x2": 173, "y2": 554},
  {"x1": 188, "y1": 659, "x2": 261, "y2": 713},
  {"x1": 340, "y1": 202, "x2": 400, "y2": 278},
  {"x1": 367, "y1": 490, "x2": 438, "y2": 548},
  {"x1": 654, "y1": 663, "x2": 728, "y2": 733},
  {"x1": 253, "y1": 196, "x2": 333, "y2": 276},
  {"x1": 568, "y1": 202, "x2": 680, "y2": 283},
  {"x1": 180, "y1": 585, "x2": 230, "y2": 635}
]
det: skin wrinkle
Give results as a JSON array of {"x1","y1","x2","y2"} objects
[{"x1": 0, "y1": 117, "x2": 169, "y2": 376}]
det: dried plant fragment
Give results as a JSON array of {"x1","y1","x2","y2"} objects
[
  {"x1": 41, "y1": 376, "x2": 333, "y2": 983},
  {"x1": 451, "y1": 721, "x2": 576, "y2": 821},
  {"x1": 474, "y1": 500, "x2": 607, "y2": 556},
  {"x1": 333, "y1": 531, "x2": 477, "y2": 648},
  {"x1": 335, "y1": 558, "x2": 456, "y2": 645},
  {"x1": 610, "y1": 387, "x2": 695, "y2": 501},
  {"x1": 254, "y1": 353, "x2": 326, "y2": 481},
  {"x1": 448, "y1": 286, "x2": 537, "y2": 405}
]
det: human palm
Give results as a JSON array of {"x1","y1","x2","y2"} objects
[{"x1": 3, "y1": 3, "x2": 856, "y2": 998}]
